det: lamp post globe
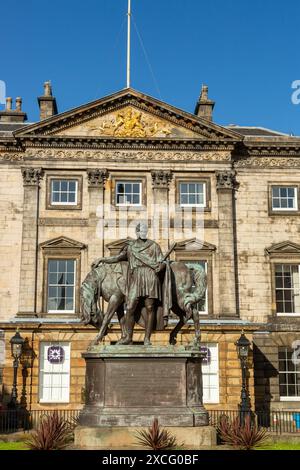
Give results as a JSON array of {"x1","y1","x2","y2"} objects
[
  {"x1": 235, "y1": 331, "x2": 251, "y2": 415},
  {"x1": 236, "y1": 331, "x2": 251, "y2": 362},
  {"x1": 10, "y1": 330, "x2": 25, "y2": 360},
  {"x1": 9, "y1": 330, "x2": 25, "y2": 408}
]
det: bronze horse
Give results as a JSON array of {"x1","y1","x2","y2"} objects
[{"x1": 80, "y1": 261, "x2": 206, "y2": 346}]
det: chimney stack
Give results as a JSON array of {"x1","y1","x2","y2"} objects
[
  {"x1": 0, "y1": 97, "x2": 27, "y2": 123},
  {"x1": 38, "y1": 81, "x2": 58, "y2": 120},
  {"x1": 194, "y1": 85, "x2": 215, "y2": 121}
]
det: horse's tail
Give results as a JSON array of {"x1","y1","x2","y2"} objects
[
  {"x1": 80, "y1": 267, "x2": 105, "y2": 326},
  {"x1": 183, "y1": 263, "x2": 207, "y2": 309}
]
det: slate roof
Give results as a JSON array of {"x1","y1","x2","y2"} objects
[
  {"x1": 225, "y1": 125, "x2": 291, "y2": 137},
  {"x1": 0, "y1": 122, "x2": 32, "y2": 136}
]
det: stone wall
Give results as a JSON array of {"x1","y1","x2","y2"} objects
[
  {"x1": 0, "y1": 166, "x2": 23, "y2": 320},
  {"x1": 236, "y1": 168, "x2": 300, "y2": 323}
]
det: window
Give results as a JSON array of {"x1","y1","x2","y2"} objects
[
  {"x1": 202, "y1": 343, "x2": 219, "y2": 404},
  {"x1": 179, "y1": 182, "x2": 206, "y2": 207},
  {"x1": 47, "y1": 259, "x2": 76, "y2": 313},
  {"x1": 39, "y1": 342, "x2": 71, "y2": 403},
  {"x1": 51, "y1": 179, "x2": 78, "y2": 205},
  {"x1": 116, "y1": 181, "x2": 142, "y2": 206},
  {"x1": 279, "y1": 347, "x2": 300, "y2": 400},
  {"x1": 41, "y1": 236, "x2": 84, "y2": 316},
  {"x1": 275, "y1": 264, "x2": 300, "y2": 315},
  {"x1": 184, "y1": 260, "x2": 208, "y2": 314},
  {"x1": 271, "y1": 186, "x2": 298, "y2": 211},
  {"x1": 46, "y1": 176, "x2": 82, "y2": 210}
]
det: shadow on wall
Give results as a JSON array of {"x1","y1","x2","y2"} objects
[
  {"x1": 253, "y1": 344, "x2": 278, "y2": 425},
  {"x1": 0, "y1": 336, "x2": 36, "y2": 408}
]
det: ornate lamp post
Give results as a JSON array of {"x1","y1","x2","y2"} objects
[
  {"x1": 236, "y1": 331, "x2": 251, "y2": 418},
  {"x1": 8, "y1": 330, "x2": 25, "y2": 409}
]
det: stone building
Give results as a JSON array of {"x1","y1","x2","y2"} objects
[{"x1": 0, "y1": 82, "x2": 300, "y2": 413}]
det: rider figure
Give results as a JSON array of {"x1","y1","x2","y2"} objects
[{"x1": 92, "y1": 223, "x2": 166, "y2": 345}]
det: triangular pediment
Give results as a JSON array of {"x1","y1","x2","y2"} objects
[
  {"x1": 106, "y1": 237, "x2": 133, "y2": 254},
  {"x1": 15, "y1": 89, "x2": 242, "y2": 141},
  {"x1": 265, "y1": 241, "x2": 300, "y2": 255},
  {"x1": 175, "y1": 238, "x2": 216, "y2": 252},
  {"x1": 40, "y1": 236, "x2": 86, "y2": 250},
  {"x1": 106, "y1": 237, "x2": 133, "y2": 250}
]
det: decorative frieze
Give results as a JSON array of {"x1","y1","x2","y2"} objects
[
  {"x1": 151, "y1": 170, "x2": 173, "y2": 189},
  {"x1": 87, "y1": 169, "x2": 109, "y2": 188},
  {"x1": 21, "y1": 167, "x2": 44, "y2": 186},
  {"x1": 13, "y1": 148, "x2": 233, "y2": 163},
  {"x1": 216, "y1": 170, "x2": 236, "y2": 190},
  {"x1": 0, "y1": 152, "x2": 24, "y2": 162},
  {"x1": 236, "y1": 157, "x2": 300, "y2": 168}
]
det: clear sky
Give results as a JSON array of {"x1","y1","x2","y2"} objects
[{"x1": 2, "y1": 0, "x2": 300, "y2": 134}]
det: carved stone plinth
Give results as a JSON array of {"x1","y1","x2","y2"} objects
[{"x1": 78, "y1": 345, "x2": 209, "y2": 428}]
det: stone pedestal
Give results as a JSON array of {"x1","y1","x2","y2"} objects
[
  {"x1": 75, "y1": 345, "x2": 215, "y2": 449},
  {"x1": 74, "y1": 425, "x2": 217, "y2": 449},
  {"x1": 79, "y1": 345, "x2": 209, "y2": 427}
]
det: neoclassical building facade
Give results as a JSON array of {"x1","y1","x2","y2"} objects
[{"x1": 0, "y1": 83, "x2": 300, "y2": 412}]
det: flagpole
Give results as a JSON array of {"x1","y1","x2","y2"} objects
[{"x1": 126, "y1": 0, "x2": 131, "y2": 88}]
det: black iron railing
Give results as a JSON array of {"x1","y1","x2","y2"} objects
[
  {"x1": 209, "y1": 409, "x2": 300, "y2": 434},
  {"x1": 0, "y1": 408, "x2": 300, "y2": 435},
  {"x1": 0, "y1": 408, "x2": 81, "y2": 434}
]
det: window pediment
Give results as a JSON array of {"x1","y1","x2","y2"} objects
[
  {"x1": 106, "y1": 237, "x2": 133, "y2": 255},
  {"x1": 40, "y1": 236, "x2": 86, "y2": 251},
  {"x1": 266, "y1": 241, "x2": 300, "y2": 256},
  {"x1": 174, "y1": 238, "x2": 216, "y2": 252}
]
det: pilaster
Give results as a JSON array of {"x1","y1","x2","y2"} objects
[
  {"x1": 87, "y1": 169, "x2": 108, "y2": 267},
  {"x1": 216, "y1": 170, "x2": 238, "y2": 317},
  {"x1": 18, "y1": 167, "x2": 44, "y2": 314}
]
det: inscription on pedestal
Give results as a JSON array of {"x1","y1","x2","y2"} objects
[{"x1": 105, "y1": 359, "x2": 186, "y2": 407}]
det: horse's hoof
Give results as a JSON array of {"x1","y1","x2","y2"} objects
[
  {"x1": 116, "y1": 337, "x2": 133, "y2": 345},
  {"x1": 169, "y1": 338, "x2": 177, "y2": 346},
  {"x1": 87, "y1": 340, "x2": 99, "y2": 351},
  {"x1": 144, "y1": 339, "x2": 152, "y2": 346},
  {"x1": 186, "y1": 339, "x2": 200, "y2": 350}
]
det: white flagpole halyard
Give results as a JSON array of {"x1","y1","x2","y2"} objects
[{"x1": 126, "y1": 0, "x2": 131, "y2": 88}]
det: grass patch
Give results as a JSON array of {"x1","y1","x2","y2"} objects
[
  {"x1": 258, "y1": 441, "x2": 300, "y2": 450},
  {"x1": 0, "y1": 441, "x2": 28, "y2": 450}
]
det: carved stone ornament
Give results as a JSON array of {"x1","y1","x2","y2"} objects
[
  {"x1": 92, "y1": 108, "x2": 172, "y2": 138},
  {"x1": 151, "y1": 170, "x2": 173, "y2": 189},
  {"x1": 236, "y1": 157, "x2": 300, "y2": 168},
  {"x1": 0, "y1": 152, "x2": 24, "y2": 162},
  {"x1": 216, "y1": 170, "x2": 236, "y2": 190},
  {"x1": 22, "y1": 149, "x2": 231, "y2": 162},
  {"x1": 21, "y1": 167, "x2": 44, "y2": 186},
  {"x1": 87, "y1": 169, "x2": 109, "y2": 188}
]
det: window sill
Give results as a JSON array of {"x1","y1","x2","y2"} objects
[
  {"x1": 280, "y1": 397, "x2": 300, "y2": 401},
  {"x1": 269, "y1": 211, "x2": 300, "y2": 216},
  {"x1": 46, "y1": 205, "x2": 82, "y2": 211},
  {"x1": 48, "y1": 310, "x2": 75, "y2": 314},
  {"x1": 276, "y1": 313, "x2": 300, "y2": 317},
  {"x1": 39, "y1": 400, "x2": 70, "y2": 404}
]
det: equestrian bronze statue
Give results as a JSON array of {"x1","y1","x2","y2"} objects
[{"x1": 80, "y1": 223, "x2": 206, "y2": 346}]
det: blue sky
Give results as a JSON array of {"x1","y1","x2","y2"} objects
[{"x1": 2, "y1": 0, "x2": 300, "y2": 134}]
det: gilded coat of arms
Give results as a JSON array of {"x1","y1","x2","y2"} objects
[{"x1": 94, "y1": 107, "x2": 172, "y2": 138}]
